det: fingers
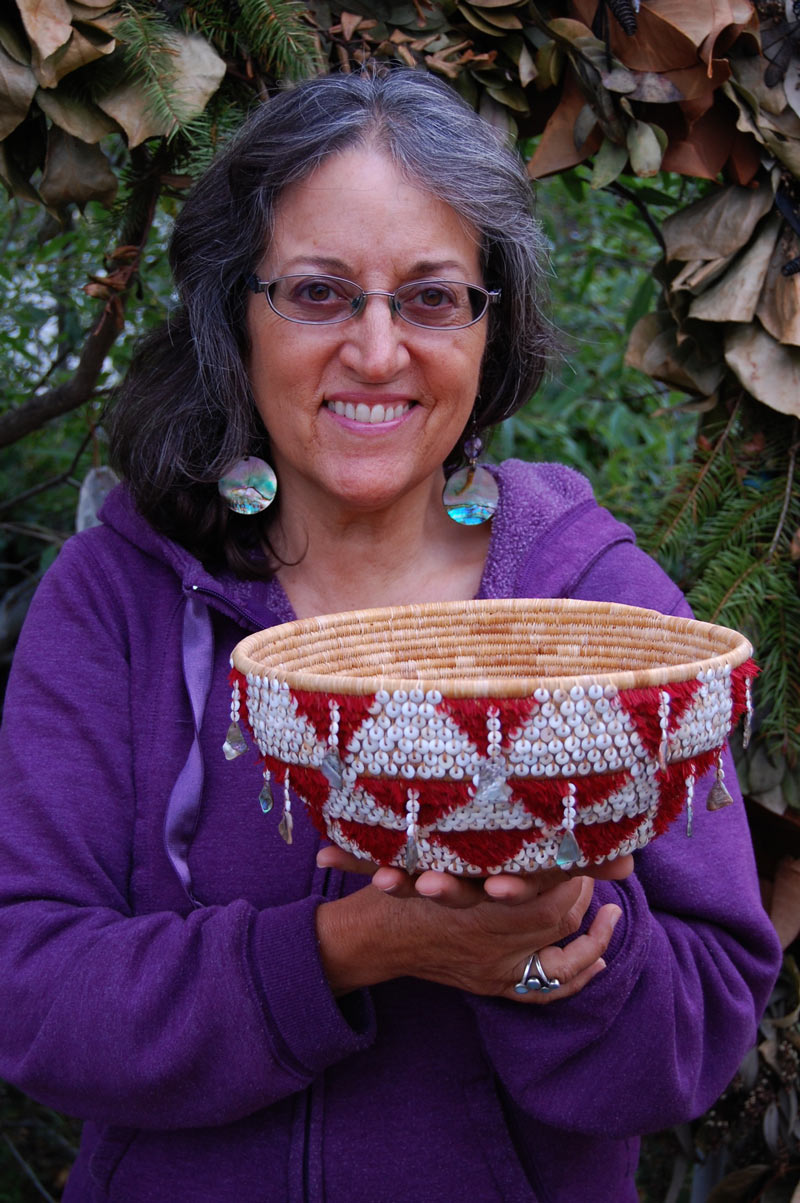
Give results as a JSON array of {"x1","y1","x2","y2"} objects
[
  {"x1": 316, "y1": 846, "x2": 378, "y2": 876},
  {"x1": 510, "y1": 902, "x2": 622, "y2": 1006}
]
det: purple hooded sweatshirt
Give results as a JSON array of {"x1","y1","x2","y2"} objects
[{"x1": 0, "y1": 460, "x2": 780, "y2": 1203}]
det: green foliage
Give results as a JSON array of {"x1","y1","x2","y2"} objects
[
  {"x1": 639, "y1": 401, "x2": 800, "y2": 769},
  {"x1": 501, "y1": 167, "x2": 701, "y2": 528}
]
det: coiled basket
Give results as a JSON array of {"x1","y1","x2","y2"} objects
[{"x1": 227, "y1": 599, "x2": 756, "y2": 875}]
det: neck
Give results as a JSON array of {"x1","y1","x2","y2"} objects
[{"x1": 268, "y1": 473, "x2": 491, "y2": 618}]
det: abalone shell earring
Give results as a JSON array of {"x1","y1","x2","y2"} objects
[
  {"x1": 442, "y1": 426, "x2": 498, "y2": 526},
  {"x1": 218, "y1": 456, "x2": 277, "y2": 515}
]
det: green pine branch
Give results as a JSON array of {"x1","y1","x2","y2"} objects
[
  {"x1": 642, "y1": 408, "x2": 800, "y2": 766},
  {"x1": 238, "y1": 0, "x2": 320, "y2": 80}
]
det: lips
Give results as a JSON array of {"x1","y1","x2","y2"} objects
[{"x1": 325, "y1": 400, "x2": 413, "y2": 424}]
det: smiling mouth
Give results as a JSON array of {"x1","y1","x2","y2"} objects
[{"x1": 325, "y1": 400, "x2": 413, "y2": 424}]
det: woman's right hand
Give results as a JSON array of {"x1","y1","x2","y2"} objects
[{"x1": 314, "y1": 866, "x2": 622, "y2": 1005}]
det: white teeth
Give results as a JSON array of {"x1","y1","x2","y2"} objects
[{"x1": 326, "y1": 401, "x2": 410, "y2": 424}]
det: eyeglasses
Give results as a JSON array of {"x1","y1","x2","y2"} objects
[{"x1": 246, "y1": 273, "x2": 500, "y2": 330}]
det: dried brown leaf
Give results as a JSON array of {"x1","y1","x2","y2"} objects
[
  {"x1": 17, "y1": 0, "x2": 73, "y2": 63},
  {"x1": 790, "y1": 526, "x2": 800, "y2": 561},
  {"x1": 35, "y1": 85, "x2": 117, "y2": 142},
  {"x1": 340, "y1": 12, "x2": 362, "y2": 41},
  {"x1": 625, "y1": 310, "x2": 725, "y2": 394},
  {"x1": 0, "y1": 44, "x2": 37, "y2": 139},
  {"x1": 33, "y1": 20, "x2": 116, "y2": 88},
  {"x1": 518, "y1": 41, "x2": 536, "y2": 87},
  {"x1": 756, "y1": 227, "x2": 800, "y2": 348},
  {"x1": 527, "y1": 69, "x2": 599, "y2": 178},
  {"x1": 627, "y1": 119, "x2": 665, "y2": 177},
  {"x1": 39, "y1": 126, "x2": 117, "y2": 209},
  {"x1": 534, "y1": 39, "x2": 563, "y2": 91},
  {"x1": 96, "y1": 32, "x2": 225, "y2": 146},
  {"x1": 724, "y1": 322, "x2": 800, "y2": 416},
  {"x1": 0, "y1": 18, "x2": 32, "y2": 65},
  {"x1": 690, "y1": 213, "x2": 780, "y2": 323},
  {"x1": 662, "y1": 180, "x2": 775, "y2": 261},
  {"x1": 671, "y1": 255, "x2": 735, "y2": 294}
]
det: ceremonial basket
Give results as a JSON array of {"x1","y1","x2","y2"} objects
[{"x1": 225, "y1": 599, "x2": 756, "y2": 875}]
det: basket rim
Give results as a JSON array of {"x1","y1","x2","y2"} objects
[{"x1": 231, "y1": 597, "x2": 754, "y2": 699}]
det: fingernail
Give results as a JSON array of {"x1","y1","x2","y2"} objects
[{"x1": 609, "y1": 906, "x2": 622, "y2": 930}]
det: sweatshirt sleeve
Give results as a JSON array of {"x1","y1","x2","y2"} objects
[
  {"x1": 465, "y1": 747, "x2": 780, "y2": 1136},
  {"x1": 0, "y1": 539, "x2": 375, "y2": 1129},
  {"x1": 465, "y1": 533, "x2": 781, "y2": 1137}
]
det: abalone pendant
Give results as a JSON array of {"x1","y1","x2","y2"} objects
[
  {"x1": 442, "y1": 465, "x2": 498, "y2": 526},
  {"x1": 218, "y1": 456, "x2": 277, "y2": 515}
]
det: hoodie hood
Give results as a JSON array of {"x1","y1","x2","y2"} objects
[{"x1": 99, "y1": 483, "x2": 295, "y2": 632}]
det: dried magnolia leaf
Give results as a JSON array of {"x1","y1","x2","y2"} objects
[
  {"x1": 17, "y1": 0, "x2": 73, "y2": 63},
  {"x1": 518, "y1": 42, "x2": 536, "y2": 87},
  {"x1": 340, "y1": 12, "x2": 362, "y2": 41},
  {"x1": 627, "y1": 119, "x2": 666, "y2": 177},
  {"x1": 39, "y1": 126, "x2": 117, "y2": 209},
  {"x1": 756, "y1": 227, "x2": 800, "y2": 347},
  {"x1": 731, "y1": 53, "x2": 787, "y2": 118},
  {"x1": 786, "y1": 58, "x2": 800, "y2": 121},
  {"x1": 535, "y1": 40, "x2": 563, "y2": 91},
  {"x1": 571, "y1": 0, "x2": 697, "y2": 71},
  {"x1": 478, "y1": 89, "x2": 514, "y2": 138},
  {"x1": 35, "y1": 85, "x2": 117, "y2": 142},
  {"x1": 724, "y1": 322, "x2": 800, "y2": 416},
  {"x1": 547, "y1": 17, "x2": 610, "y2": 73},
  {"x1": 625, "y1": 310, "x2": 725, "y2": 393},
  {"x1": 591, "y1": 136, "x2": 627, "y2": 188},
  {"x1": 690, "y1": 214, "x2": 781, "y2": 324},
  {"x1": 628, "y1": 72, "x2": 685, "y2": 103},
  {"x1": 528, "y1": 70, "x2": 597, "y2": 178},
  {"x1": 574, "y1": 0, "x2": 755, "y2": 68},
  {"x1": 0, "y1": 45, "x2": 37, "y2": 139},
  {"x1": 573, "y1": 102, "x2": 597, "y2": 150},
  {"x1": 0, "y1": 18, "x2": 32, "y2": 65},
  {"x1": 33, "y1": 20, "x2": 116, "y2": 87},
  {"x1": 663, "y1": 180, "x2": 775, "y2": 262},
  {"x1": 0, "y1": 141, "x2": 45, "y2": 205},
  {"x1": 671, "y1": 254, "x2": 735, "y2": 294},
  {"x1": 97, "y1": 32, "x2": 225, "y2": 146},
  {"x1": 484, "y1": 80, "x2": 529, "y2": 111},
  {"x1": 601, "y1": 67, "x2": 637, "y2": 94},
  {"x1": 460, "y1": 4, "x2": 522, "y2": 32}
]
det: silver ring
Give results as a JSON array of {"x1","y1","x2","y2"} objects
[{"x1": 514, "y1": 951, "x2": 561, "y2": 995}]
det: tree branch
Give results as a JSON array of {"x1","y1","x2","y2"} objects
[
  {"x1": 0, "y1": 309, "x2": 122, "y2": 448},
  {"x1": 0, "y1": 164, "x2": 161, "y2": 451}
]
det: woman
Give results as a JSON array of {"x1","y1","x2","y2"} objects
[{"x1": 0, "y1": 68, "x2": 780, "y2": 1203}]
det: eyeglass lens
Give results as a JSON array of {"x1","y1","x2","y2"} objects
[{"x1": 266, "y1": 275, "x2": 488, "y2": 328}]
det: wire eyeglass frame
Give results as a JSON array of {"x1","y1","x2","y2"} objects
[{"x1": 246, "y1": 272, "x2": 500, "y2": 330}]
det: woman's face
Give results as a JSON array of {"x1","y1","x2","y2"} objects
[{"x1": 245, "y1": 147, "x2": 487, "y2": 520}]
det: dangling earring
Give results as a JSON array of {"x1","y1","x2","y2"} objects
[
  {"x1": 442, "y1": 420, "x2": 498, "y2": 526},
  {"x1": 218, "y1": 456, "x2": 277, "y2": 515}
]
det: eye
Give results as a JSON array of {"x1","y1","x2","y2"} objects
[
  {"x1": 408, "y1": 283, "x2": 455, "y2": 308},
  {"x1": 293, "y1": 277, "x2": 347, "y2": 304}
]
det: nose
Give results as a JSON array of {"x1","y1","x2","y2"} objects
[{"x1": 337, "y1": 293, "x2": 411, "y2": 380}]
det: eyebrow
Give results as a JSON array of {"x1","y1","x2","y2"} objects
[{"x1": 278, "y1": 255, "x2": 472, "y2": 278}]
